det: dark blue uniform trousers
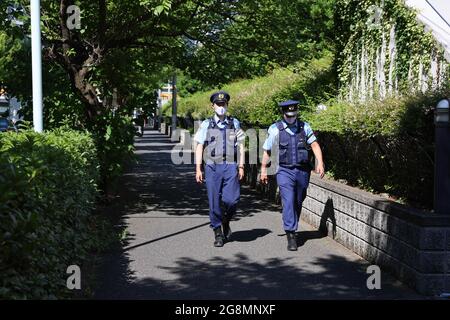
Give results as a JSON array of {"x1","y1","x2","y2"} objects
[
  {"x1": 205, "y1": 163, "x2": 240, "y2": 229},
  {"x1": 276, "y1": 166, "x2": 311, "y2": 232}
]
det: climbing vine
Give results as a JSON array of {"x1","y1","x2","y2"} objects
[{"x1": 335, "y1": 0, "x2": 449, "y2": 101}]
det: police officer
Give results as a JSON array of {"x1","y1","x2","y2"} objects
[
  {"x1": 194, "y1": 91, "x2": 245, "y2": 247},
  {"x1": 260, "y1": 100, "x2": 325, "y2": 251}
]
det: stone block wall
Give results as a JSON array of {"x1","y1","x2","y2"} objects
[{"x1": 302, "y1": 175, "x2": 450, "y2": 296}]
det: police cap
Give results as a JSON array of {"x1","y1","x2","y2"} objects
[
  {"x1": 210, "y1": 91, "x2": 230, "y2": 104},
  {"x1": 278, "y1": 100, "x2": 299, "y2": 115}
]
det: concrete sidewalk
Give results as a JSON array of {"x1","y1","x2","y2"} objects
[{"x1": 94, "y1": 129, "x2": 424, "y2": 300}]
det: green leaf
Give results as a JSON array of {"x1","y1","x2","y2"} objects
[{"x1": 105, "y1": 126, "x2": 112, "y2": 141}]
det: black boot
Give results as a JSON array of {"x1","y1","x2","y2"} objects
[
  {"x1": 222, "y1": 216, "x2": 232, "y2": 241},
  {"x1": 286, "y1": 231, "x2": 298, "y2": 251},
  {"x1": 213, "y1": 227, "x2": 224, "y2": 247}
]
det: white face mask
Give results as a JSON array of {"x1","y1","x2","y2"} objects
[
  {"x1": 215, "y1": 105, "x2": 227, "y2": 116},
  {"x1": 284, "y1": 113, "x2": 297, "y2": 124}
]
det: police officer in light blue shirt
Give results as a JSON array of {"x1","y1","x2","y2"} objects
[
  {"x1": 261, "y1": 100, "x2": 325, "y2": 251},
  {"x1": 194, "y1": 91, "x2": 245, "y2": 247}
]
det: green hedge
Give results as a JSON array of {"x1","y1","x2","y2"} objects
[
  {"x1": 304, "y1": 92, "x2": 445, "y2": 209},
  {"x1": 165, "y1": 53, "x2": 336, "y2": 127},
  {"x1": 0, "y1": 129, "x2": 109, "y2": 299},
  {"x1": 91, "y1": 112, "x2": 137, "y2": 192}
]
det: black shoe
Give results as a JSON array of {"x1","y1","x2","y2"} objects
[
  {"x1": 286, "y1": 231, "x2": 298, "y2": 251},
  {"x1": 222, "y1": 216, "x2": 232, "y2": 240},
  {"x1": 214, "y1": 227, "x2": 224, "y2": 247}
]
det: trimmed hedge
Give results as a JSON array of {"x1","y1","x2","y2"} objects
[
  {"x1": 0, "y1": 129, "x2": 109, "y2": 299},
  {"x1": 303, "y1": 92, "x2": 446, "y2": 209},
  {"x1": 164, "y1": 53, "x2": 336, "y2": 127},
  {"x1": 91, "y1": 112, "x2": 137, "y2": 192}
]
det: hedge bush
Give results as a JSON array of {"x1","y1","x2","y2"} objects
[
  {"x1": 165, "y1": 52, "x2": 336, "y2": 127},
  {"x1": 90, "y1": 111, "x2": 137, "y2": 192},
  {"x1": 303, "y1": 92, "x2": 446, "y2": 209},
  {"x1": 0, "y1": 128, "x2": 112, "y2": 299}
]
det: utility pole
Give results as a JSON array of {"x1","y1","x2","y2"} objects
[
  {"x1": 31, "y1": 0, "x2": 43, "y2": 132},
  {"x1": 171, "y1": 74, "x2": 177, "y2": 135},
  {"x1": 157, "y1": 89, "x2": 162, "y2": 131}
]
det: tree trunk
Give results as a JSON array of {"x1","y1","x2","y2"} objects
[
  {"x1": 58, "y1": 0, "x2": 104, "y2": 125},
  {"x1": 71, "y1": 68, "x2": 102, "y2": 124}
]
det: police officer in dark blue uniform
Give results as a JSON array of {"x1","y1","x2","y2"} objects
[
  {"x1": 260, "y1": 100, "x2": 325, "y2": 251},
  {"x1": 194, "y1": 91, "x2": 245, "y2": 247}
]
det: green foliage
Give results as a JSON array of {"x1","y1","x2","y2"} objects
[
  {"x1": 0, "y1": 24, "x2": 137, "y2": 189},
  {"x1": 42, "y1": 65, "x2": 88, "y2": 130},
  {"x1": 91, "y1": 110, "x2": 136, "y2": 190},
  {"x1": 307, "y1": 91, "x2": 440, "y2": 138},
  {"x1": 0, "y1": 31, "x2": 31, "y2": 102},
  {"x1": 335, "y1": 0, "x2": 449, "y2": 98},
  {"x1": 0, "y1": 129, "x2": 114, "y2": 299},
  {"x1": 181, "y1": 0, "x2": 336, "y2": 88},
  {"x1": 176, "y1": 72, "x2": 213, "y2": 98},
  {"x1": 172, "y1": 53, "x2": 336, "y2": 127},
  {"x1": 151, "y1": 0, "x2": 173, "y2": 16},
  {"x1": 305, "y1": 90, "x2": 446, "y2": 209},
  {"x1": 0, "y1": 30, "x2": 85, "y2": 128}
]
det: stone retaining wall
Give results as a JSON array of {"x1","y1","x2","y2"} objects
[{"x1": 303, "y1": 175, "x2": 450, "y2": 296}]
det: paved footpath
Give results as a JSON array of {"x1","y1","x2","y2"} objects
[{"x1": 94, "y1": 129, "x2": 424, "y2": 300}]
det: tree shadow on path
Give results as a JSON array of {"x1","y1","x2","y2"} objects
[
  {"x1": 94, "y1": 130, "x2": 421, "y2": 300},
  {"x1": 95, "y1": 251, "x2": 419, "y2": 300}
]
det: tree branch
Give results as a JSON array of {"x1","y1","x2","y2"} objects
[{"x1": 59, "y1": 0, "x2": 74, "y2": 67}]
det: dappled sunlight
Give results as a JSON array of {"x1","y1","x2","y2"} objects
[{"x1": 94, "y1": 130, "x2": 422, "y2": 300}]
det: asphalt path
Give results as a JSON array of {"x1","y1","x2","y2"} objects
[{"x1": 94, "y1": 129, "x2": 423, "y2": 300}]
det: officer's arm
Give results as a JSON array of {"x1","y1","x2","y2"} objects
[
  {"x1": 195, "y1": 143, "x2": 204, "y2": 172},
  {"x1": 194, "y1": 121, "x2": 208, "y2": 172},
  {"x1": 260, "y1": 150, "x2": 271, "y2": 184},
  {"x1": 310, "y1": 141, "x2": 325, "y2": 178},
  {"x1": 195, "y1": 143, "x2": 204, "y2": 183},
  {"x1": 261, "y1": 150, "x2": 271, "y2": 172},
  {"x1": 260, "y1": 126, "x2": 275, "y2": 182}
]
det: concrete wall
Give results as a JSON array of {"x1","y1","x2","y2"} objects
[{"x1": 302, "y1": 175, "x2": 450, "y2": 296}]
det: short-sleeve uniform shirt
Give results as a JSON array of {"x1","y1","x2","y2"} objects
[
  {"x1": 194, "y1": 115, "x2": 245, "y2": 146},
  {"x1": 262, "y1": 119, "x2": 317, "y2": 151}
]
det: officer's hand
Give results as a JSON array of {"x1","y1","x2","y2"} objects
[
  {"x1": 260, "y1": 172, "x2": 269, "y2": 185},
  {"x1": 196, "y1": 170, "x2": 204, "y2": 184},
  {"x1": 238, "y1": 167, "x2": 244, "y2": 181},
  {"x1": 316, "y1": 162, "x2": 325, "y2": 179}
]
